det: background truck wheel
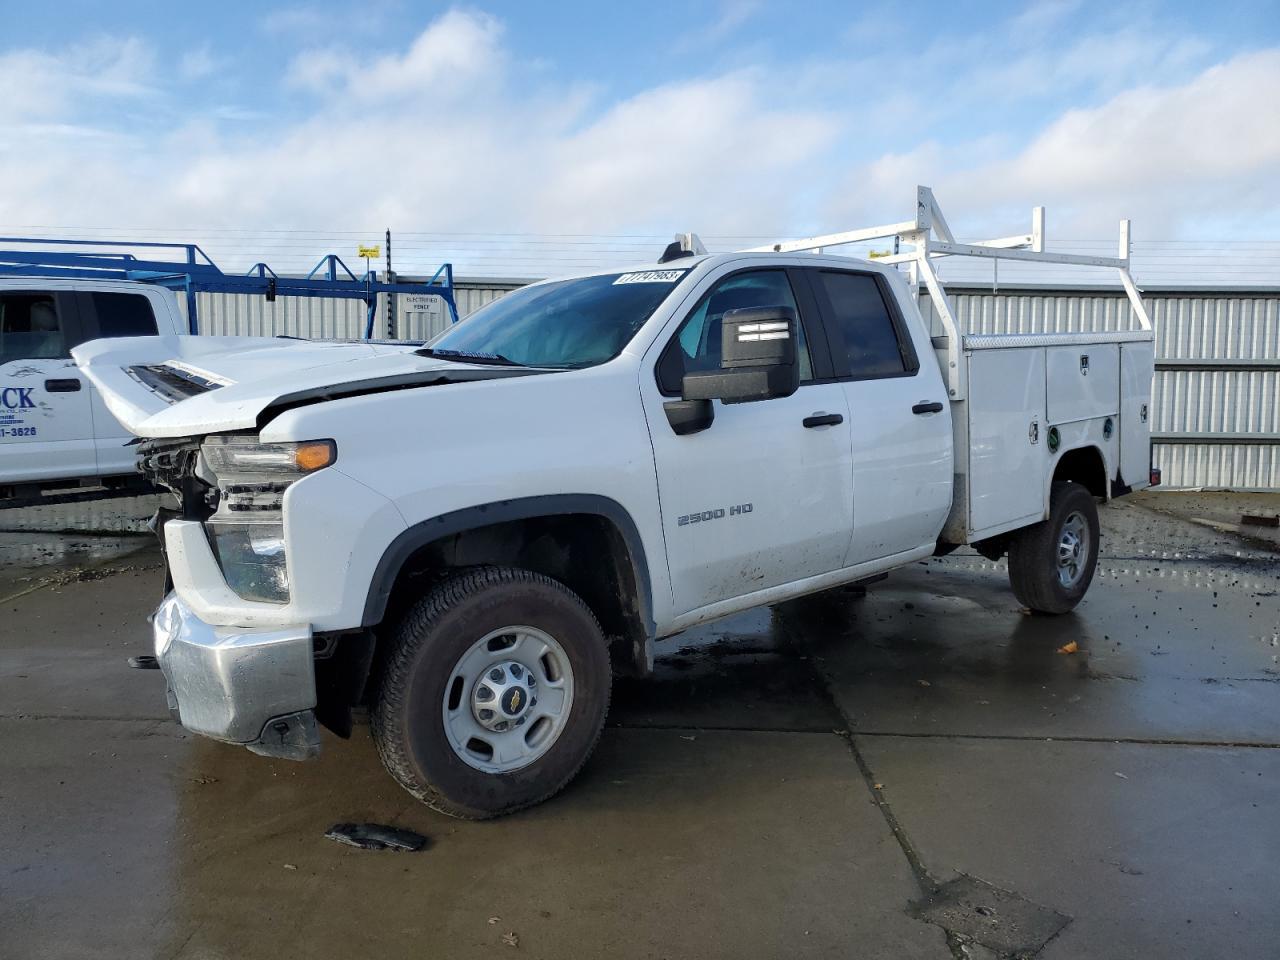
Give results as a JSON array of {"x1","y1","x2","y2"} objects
[
  {"x1": 372, "y1": 566, "x2": 611, "y2": 819},
  {"x1": 1007, "y1": 481, "x2": 1100, "y2": 614}
]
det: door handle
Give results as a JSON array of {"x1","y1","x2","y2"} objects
[
  {"x1": 44, "y1": 378, "x2": 81, "y2": 393},
  {"x1": 803, "y1": 412, "x2": 844, "y2": 428},
  {"x1": 912, "y1": 401, "x2": 943, "y2": 415}
]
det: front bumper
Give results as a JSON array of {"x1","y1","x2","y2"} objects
[{"x1": 152, "y1": 592, "x2": 321, "y2": 760}]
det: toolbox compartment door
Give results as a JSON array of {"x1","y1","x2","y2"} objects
[
  {"x1": 1119, "y1": 340, "x2": 1154, "y2": 489},
  {"x1": 1046, "y1": 344, "x2": 1119, "y2": 424},
  {"x1": 966, "y1": 347, "x2": 1047, "y2": 536}
]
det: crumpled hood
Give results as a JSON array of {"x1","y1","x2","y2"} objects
[{"x1": 72, "y1": 335, "x2": 538, "y2": 438}]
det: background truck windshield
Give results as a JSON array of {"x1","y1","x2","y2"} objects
[{"x1": 427, "y1": 270, "x2": 687, "y2": 368}]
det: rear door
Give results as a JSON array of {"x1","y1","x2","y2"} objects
[
  {"x1": 800, "y1": 268, "x2": 952, "y2": 564},
  {"x1": 76, "y1": 290, "x2": 160, "y2": 476},
  {"x1": 0, "y1": 289, "x2": 96, "y2": 484},
  {"x1": 641, "y1": 265, "x2": 854, "y2": 616}
]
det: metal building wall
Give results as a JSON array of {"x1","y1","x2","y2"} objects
[
  {"x1": 923, "y1": 288, "x2": 1280, "y2": 491},
  {"x1": 189, "y1": 280, "x2": 525, "y2": 340},
  {"x1": 190, "y1": 291, "x2": 368, "y2": 338}
]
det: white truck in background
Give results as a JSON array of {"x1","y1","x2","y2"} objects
[
  {"x1": 0, "y1": 280, "x2": 186, "y2": 502},
  {"x1": 75, "y1": 188, "x2": 1159, "y2": 819},
  {"x1": 1, "y1": 240, "x2": 452, "y2": 505}
]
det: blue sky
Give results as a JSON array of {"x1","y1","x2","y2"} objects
[{"x1": 2, "y1": 1, "x2": 1279, "y2": 277}]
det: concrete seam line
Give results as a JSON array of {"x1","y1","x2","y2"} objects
[
  {"x1": 850, "y1": 730, "x2": 1280, "y2": 749},
  {"x1": 0, "y1": 713, "x2": 170, "y2": 723},
  {"x1": 770, "y1": 611, "x2": 944, "y2": 897},
  {"x1": 0, "y1": 581, "x2": 54, "y2": 604},
  {"x1": 606, "y1": 722, "x2": 836, "y2": 734}
]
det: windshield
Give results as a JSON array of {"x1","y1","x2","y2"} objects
[{"x1": 424, "y1": 269, "x2": 688, "y2": 368}]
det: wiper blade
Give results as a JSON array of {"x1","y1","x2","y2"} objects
[{"x1": 416, "y1": 347, "x2": 524, "y2": 367}]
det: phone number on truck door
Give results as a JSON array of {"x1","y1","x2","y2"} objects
[{"x1": 0, "y1": 427, "x2": 38, "y2": 438}]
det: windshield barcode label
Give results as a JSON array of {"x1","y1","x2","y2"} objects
[{"x1": 613, "y1": 270, "x2": 686, "y2": 284}]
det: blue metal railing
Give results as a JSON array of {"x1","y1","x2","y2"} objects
[{"x1": 0, "y1": 237, "x2": 459, "y2": 336}]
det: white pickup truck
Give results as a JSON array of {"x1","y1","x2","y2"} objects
[
  {"x1": 75, "y1": 191, "x2": 1158, "y2": 818},
  {"x1": 0, "y1": 279, "x2": 185, "y2": 501}
]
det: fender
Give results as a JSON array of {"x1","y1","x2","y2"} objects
[{"x1": 361, "y1": 493, "x2": 655, "y2": 637}]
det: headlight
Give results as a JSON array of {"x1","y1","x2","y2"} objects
[
  {"x1": 199, "y1": 436, "x2": 336, "y2": 603},
  {"x1": 202, "y1": 438, "x2": 335, "y2": 480}
]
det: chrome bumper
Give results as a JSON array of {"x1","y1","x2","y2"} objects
[{"x1": 152, "y1": 592, "x2": 321, "y2": 760}]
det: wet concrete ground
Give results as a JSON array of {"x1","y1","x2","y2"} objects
[{"x1": 1, "y1": 495, "x2": 1277, "y2": 959}]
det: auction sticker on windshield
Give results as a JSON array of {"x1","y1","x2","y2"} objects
[{"x1": 613, "y1": 270, "x2": 687, "y2": 284}]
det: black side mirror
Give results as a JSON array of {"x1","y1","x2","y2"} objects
[{"x1": 681, "y1": 306, "x2": 800, "y2": 404}]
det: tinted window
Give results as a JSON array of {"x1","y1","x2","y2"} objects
[
  {"x1": 814, "y1": 271, "x2": 914, "y2": 379},
  {"x1": 427, "y1": 270, "x2": 685, "y2": 368},
  {"x1": 92, "y1": 293, "x2": 158, "y2": 337},
  {"x1": 0, "y1": 293, "x2": 66, "y2": 364},
  {"x1": 657, "y1": 269, "x2": 813, "y2": 394}
]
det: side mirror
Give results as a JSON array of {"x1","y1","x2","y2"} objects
[{"x1": 681, "y1": 306, "x2": 800, "y2": 404}]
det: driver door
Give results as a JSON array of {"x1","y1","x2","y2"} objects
[{"x1": 641, "y1": 266, "x2": 853, "y2": 617}]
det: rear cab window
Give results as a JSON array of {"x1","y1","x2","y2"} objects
[
  {"x1": 808, "y1": 270, "x2": 918, "y2": 380},
  {"x1": 83, "y1": 292, "x2": 159, "y2": 339}
]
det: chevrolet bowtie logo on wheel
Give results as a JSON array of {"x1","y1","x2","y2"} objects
[{"x1": 504, "y1": 688, "x2": 523, "y2": 715}]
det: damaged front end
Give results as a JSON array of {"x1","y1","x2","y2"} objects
[
  {"x1": 138, "y1": 433, "x2": 373, "y2": 760},
  {"x1": 137, "y1": 435, "x2": 212, "y2": 594}
]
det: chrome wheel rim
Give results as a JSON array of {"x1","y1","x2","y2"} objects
[
  {"x1": 1056, "y1": 511, "x2": 1090, "y2": 588},
  {"x1": 442, "y1": 625, "x2": 575, "y2": 774}
]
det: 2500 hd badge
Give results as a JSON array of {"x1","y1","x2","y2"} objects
[{"x1": 677, "y1": 503, "x2": 753, "y2": 526}]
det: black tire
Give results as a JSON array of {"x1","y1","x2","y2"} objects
[
  {"x1": 1007, "y1": 481, "x2": 1100, "y2": 614},
  {"x1": 372, "y1": 566, "x2": 611, "y2": 819}
]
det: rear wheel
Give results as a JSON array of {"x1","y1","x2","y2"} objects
[
  {"x1": 372, "y1": 566, "x2": 611, "y2": 819},
  {"x1": 1007, "y1": 481, "x2": 1100, "y2": 614}
]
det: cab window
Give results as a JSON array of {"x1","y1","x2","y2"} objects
[
  {"x1": 89, "y1": 293, "x2": 158, "y2": 338},
  {"x1": 810, "y1": 271, "x2": 917, "y2": 380},
  {"x1": 0, "y1": 293, "x2": 67, "y2": 365},
  {"x1": 656, "y1": 269, "x2": 813, "y2": 395}
]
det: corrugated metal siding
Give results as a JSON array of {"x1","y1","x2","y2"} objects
[
  {"x1": 932, "y1": 289, "x2": 1280, "y2": 491},
  {"x1": 1154, "y1": 370, "x2": 1279, "y2": 435},
  {"x1": 189, "y1": 281, "x2": 521, "y2": 340},
  {"x1": 188, "y1": 292, "x2": 368, "y2": 339},
  {"x1": 1151, "y1": 295, "x2": 1280, "y2": 360},
  {"x1": 1155, "y1": 443, "x2": 1280, "y2": 490},
  {"x1": 926, "y1": 291, "x2": 1137, "y2": 336}
]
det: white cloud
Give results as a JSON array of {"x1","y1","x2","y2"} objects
[
  {"x1": 830, "y1": 49, "x2": 1280, "y2": 240},
  {"x1": 179, "y1": 45, "x2": 223, "y2": 82},
  {"x1": 0, "y1": 10, "x2": 836, "y2": 250},
  {"x1": 285, "y1": 9, "x2": 504, "y2": 101},
  {"x1": 0, "y1": 7, "x2": 1277, "y2": 279},
  {"x1": 0, "y1": 36, "x2": 156, "y2": 124},
  {"x1": 672, "y1": 0, "x2": 763, "y2": 53}
]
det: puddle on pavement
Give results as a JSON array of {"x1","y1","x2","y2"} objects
[
  {"x1": 0, "y1": 531, "x2": 158, "y2": 599},
  {"x1": 612, "y1": 604, "x2": 843, "y2": 732}
]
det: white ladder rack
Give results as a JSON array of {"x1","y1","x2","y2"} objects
[{"x1": 739, "y1": 185, "x2": 1153, "y2": 402}]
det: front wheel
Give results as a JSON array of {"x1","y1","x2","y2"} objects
[
  {"x1": 372, "y1": 567, "x2": 611, "y2": 819},
  {"x1": 1007, "y1": 481, "x2": 1100, "y2": 614}
]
